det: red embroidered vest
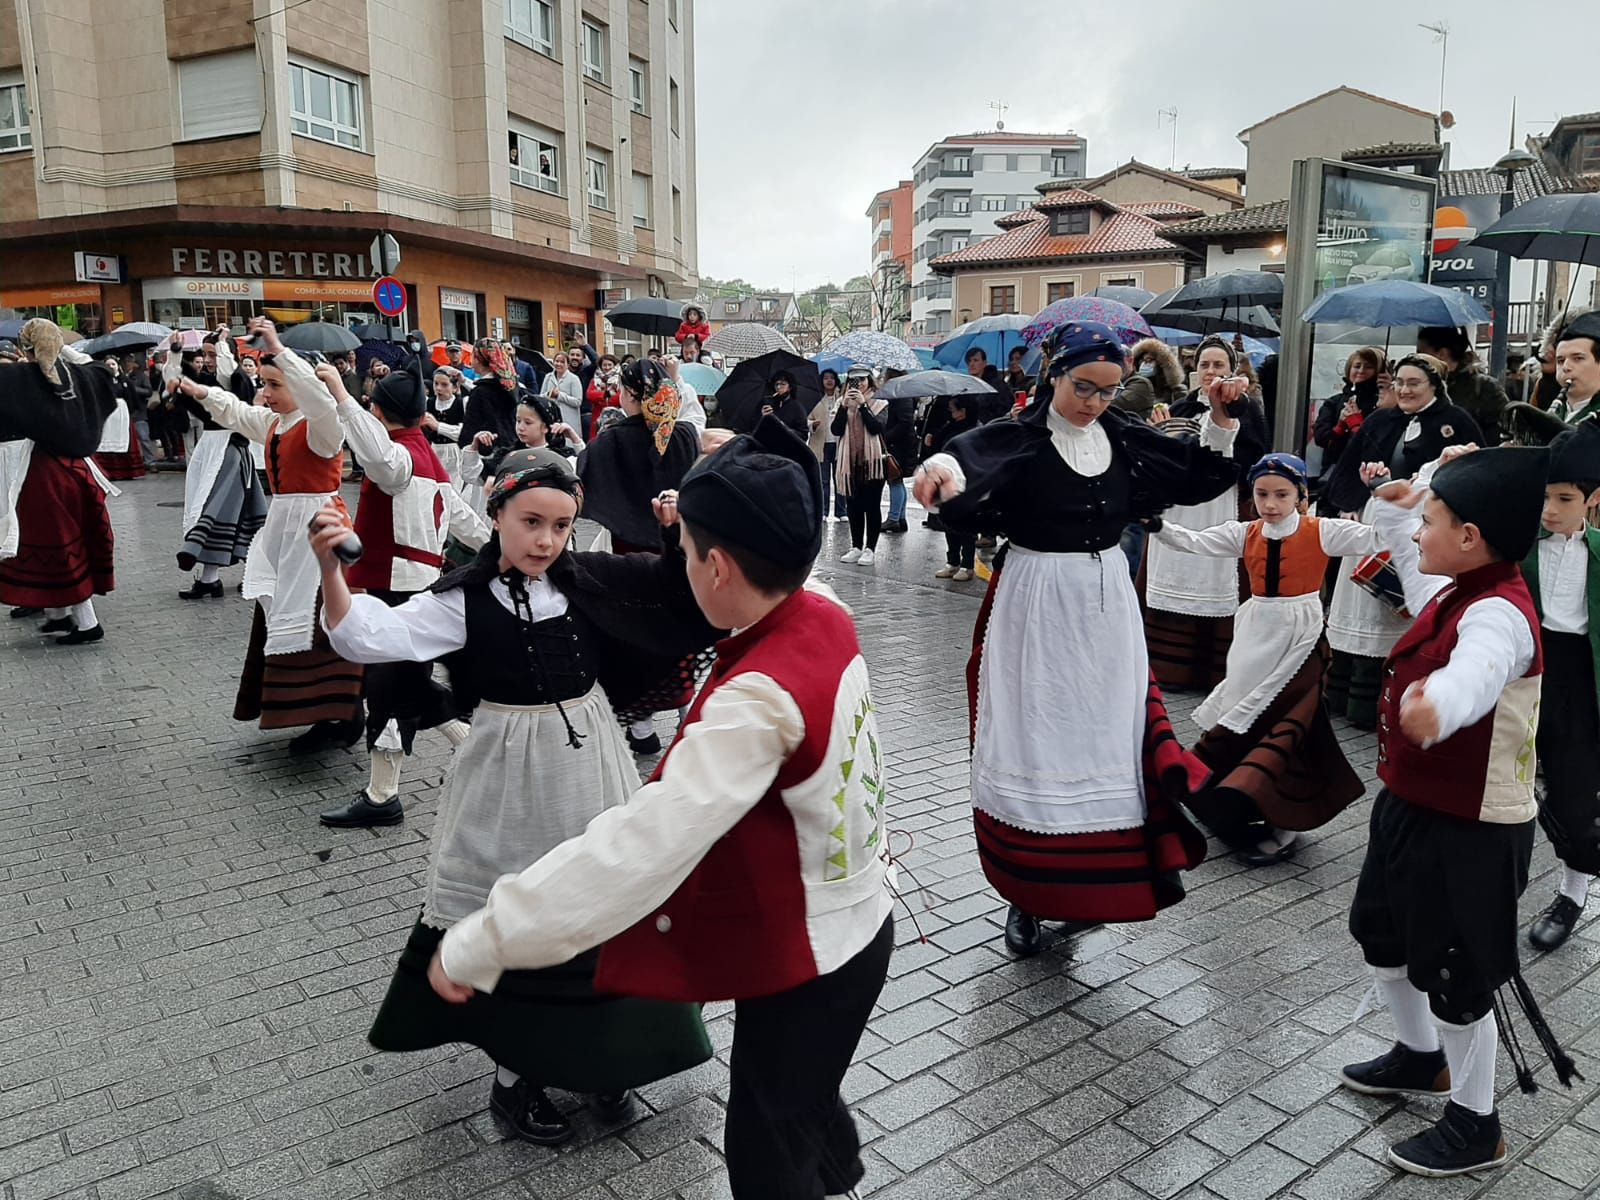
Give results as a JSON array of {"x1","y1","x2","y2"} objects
[
  {"x1": 266, "y1": 416, "x2": 342, "y2": 494},
  {"x1": 346, "y1": 427, "x2": 452, "y2": 592},
  {"x1": 1243, "y1": 517, "x2": 1328, "y2": 598},
  {"x1": 1377, "y1": 561, "x2": 1542, "y2": 823}
]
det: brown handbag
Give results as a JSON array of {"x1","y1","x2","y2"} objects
[{"x1": 883, "y1": 453, "x2": 904, "y2": 484}]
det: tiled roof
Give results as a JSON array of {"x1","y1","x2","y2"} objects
[
  {"x1": 1440, "y1": 153, "x2": 1585, "y2": 205},
  {"x1": 1076, "y1": 160, "x2": 1246, "y2": 206},
  {"x1": 1033, "y1": 187, "x2": 1114, "y2": 211},
  {"x1": 1160, "y1": 200, "x2": 1291, "y2": 241},
  {"x1": 994, "y1": 211, "x2": 1036, "y2": 229},
  {"x1": 1342, "y1": 142, "x2": 1445, "y2": 161},
  {"x1": 1238, "y1": 86, "x2": 1436, "y2": 138},
  {"x1": 929, "y1": 207, "x2": 1186, "y2": 271},
  {"x1": 1121, "y1": 200, "x2": 1206, "y2": 219},
  {"x1": 1181, "y1": 166, "x2": 1247, "y2": 180}
]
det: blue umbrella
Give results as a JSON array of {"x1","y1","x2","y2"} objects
[
  {"x1": 0, "y1": 318, "x2": 26, "y2": 340},
  {"x1": 932, "y1": 313, "x2": 1032, "y2": 369},
  {"x1": 1151, "y1": 327, "x2": 1279, "y2": 365},
  {"x1": 1300, "y1": 279, "x2": 1492, "y2": 328},
  {"x1": 678, "y1": 362, "x2": 725, "y2": 396}
]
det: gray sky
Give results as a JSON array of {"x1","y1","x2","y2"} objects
[{"x1": 693, "y1": 0, "x2": 1593, "y2": 291}]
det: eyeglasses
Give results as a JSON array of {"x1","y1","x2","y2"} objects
[{"x1": 1064, "y1": 374, "x2": 1127, "y2": 403}]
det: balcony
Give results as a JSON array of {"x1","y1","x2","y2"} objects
[{"x1": 873, "y1": 219, "x2": 892, "y2": 242}]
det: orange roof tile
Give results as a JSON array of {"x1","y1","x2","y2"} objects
[{"x1": 930, "y1": 206, "x2": 1188, "y2": 272}]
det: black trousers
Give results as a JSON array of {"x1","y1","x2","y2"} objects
[
  {"x1": 845, "y1": 480, "x2": 885, "y2": 551},
  {"x1": 944, "y1": 529, "x2": 976, "y2": 568},
  {"x1": 724, "y1": 916, "x2": 893, "y2": 1199}
]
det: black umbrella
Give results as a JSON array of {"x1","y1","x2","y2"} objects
[
  {"x1": 350, "y1": 323, "x2": 396, "y2": 342},
  {"x1": 1472, "y1": 193, "x2": 1600, "y2": 313},
  {"x1": 1164, "y1": 271, "x2": 1285, "y2": 312},
  {"x1": 74, "y1": 328, "x2": 162, "y2": 358},
  {"x1": 875, "y1": 370, "x2": 996, "y2": 400},
  {"x1": 1143, "y1": 287, "x2": 1281, "y2": 339},
  {"x1": 279, "y1": 322, "x2": 362, "y2": 354},
  {"x1": 605, "y1": 297, "x2": 685, "y2": 337},
  {"x1": 513, "y1": 345, "x2": 553, "y2": 374},
  {"x1": 718, "y1": 350, "x2": 821, "y2": 433}
]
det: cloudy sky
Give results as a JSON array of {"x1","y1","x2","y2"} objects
[{"x1": 693, "y1": 0, "x2": 1592, "y2": 290}]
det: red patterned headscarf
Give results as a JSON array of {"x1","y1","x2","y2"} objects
[{"x1": 474, "y1": 338, "x2": 517, "y2": 390}]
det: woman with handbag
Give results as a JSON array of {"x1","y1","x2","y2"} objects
[{"x1": 832, "y1": 369, "x2": 889, "y2": 566}]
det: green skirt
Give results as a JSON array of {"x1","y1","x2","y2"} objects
[{"x1": 368, "y1": 917, "x2": 712, "y2": 1093}]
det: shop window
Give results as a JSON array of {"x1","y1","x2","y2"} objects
[
  {"x1": 582, "y1": 20, "x2": 608, "y2": 84},
  {"x1": 1046, "y1": 281, "x2": 1076, "y2": 304},
  {"x1": 506, "y1": 297, "x2": 541, "y2": 348},
  {"x1": 632, "y1": 171, "x2": 652, "y2": 228},
  {"x1": 509, "y1": 120, "x2": 561, "y2": 194},
  {"x1": 0, "y1": 73, "x2": 30, "y2": 153},
  {"x1": 289, "y1": 58, "x2": 363, "y2": 150},
  {"x1": 629, "y1": 58, "x2": 648, "y2": 115},
  {"x1": 177, "y1": 51, "x2": 262, "y2": 142},
  {"x1": 586, "y1": 146, "x2": 612, "y2": 211},
  {"x1": 505, "y1": 0, "x2": 555, "y2": 56}
]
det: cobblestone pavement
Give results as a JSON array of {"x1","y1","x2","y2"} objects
[{"x1": 4, "y1": 471, "x2": 1600, "y2": 1200}]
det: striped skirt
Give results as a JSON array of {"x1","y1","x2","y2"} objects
[
  {"x1": 177, "y1": 438, "x2": 266, "y2": 570},
  {"x1": 1143, "y1": 608, "x2": 1233, "y2": 693},
  {"x1": 233, "y1": 600, "x2": 363, "y2": 730}
]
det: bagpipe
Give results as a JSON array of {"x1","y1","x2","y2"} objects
[{"x1": 1503, "y1": 383, "x2": 1573, "y2": 447}]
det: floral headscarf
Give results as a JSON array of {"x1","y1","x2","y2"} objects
[
  {"x1": 474, "y1": 338, "x2": 517, "y2": 390},
  {"x1": 641, "y1": 379, "x2": 681, "y2": 456},
  {"x1": 19, "y1": 318, "x2": 66, "y2": 385}
]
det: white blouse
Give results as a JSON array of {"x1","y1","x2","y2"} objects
[
  {"x1": 324, "y1": 574, "x2": 568, "y2": 664},
  {"x1": 1538, "y1": 527, "x2": 1590, "y2": 636},
  {"x1": 1045, "y1": 404, "x2": 1112, "y2": 476}
]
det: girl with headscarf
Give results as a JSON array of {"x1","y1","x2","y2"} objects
[
  {"x1": 913, "y1": 322, "x2": 1243, "y2": 957},
  {"x1": 1147, "y1": 453, "x2": 1375, "y2": 865},
  {"x1": 307, "y1": 448, "x2": 716, "y2": 1148},
  {"x1": 0, "y1": 318, "x2": 118, "y2": 644},
  {"x1": 1317, "y1": 354, "x2": 1482, "y2": 728},
  {"x1": 1140, "y1": 335, "x2": 1269, "y2": 691}
]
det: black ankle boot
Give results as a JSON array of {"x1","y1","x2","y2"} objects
[
  {"x1": 1004, "y1": 905, "x2": 1042, "y2": 957},
  {"x1": 490, "y1": 1078, "x2": 573, "y2": 1145},
  {"x1": 1339, "y1": 1041, "x2": 1450, "y2": 1096},
  {"x1": 1388, "y1": 1101, "x2": 1506, "y2": 1177}
]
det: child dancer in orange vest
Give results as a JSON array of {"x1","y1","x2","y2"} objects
[{"x1": 1149, "y1": 453, "x2": 1374, "y2": 864}]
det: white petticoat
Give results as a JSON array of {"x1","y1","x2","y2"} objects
[
  {"x1": 1143, "y1": 487, "x2": 1242, "y2": 617},
  {"x1": 1326, "y1": 497, "x2": 1409, "y2": 658},
  {"x1": 243, "y1": 491, "x2": 332, "y2": 656}
]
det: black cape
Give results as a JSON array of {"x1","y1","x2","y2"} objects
[
  {"x1": 0, "y1": 360, "x2": 119, "y2": 457},
  {"x1": 577, "y1": 415, "x2": 699, "y2": 551},
  {"x1": 1322, "y1": 401, "x2": 1483, "y2": 514}
]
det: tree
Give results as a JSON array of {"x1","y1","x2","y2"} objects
[{"x1": 866, "y1": 262, "x2": 911, "y2": 335}]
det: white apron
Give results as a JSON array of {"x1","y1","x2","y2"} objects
[
  {"x1": 1194, "y1": 592, "x2": 1325, "y2": 734},
  {"x1": 96, "y1": 399, "x2": 130, "y2": 454},
  {"x1": 182, "y1": 429, "x2": 234, "y2": 535},
  {"x1": 1326, "y1": 497, "x2": 1410, "y2": 658},
  {"x1": 1144, "y1": 487, "x2": 1241, "y2": 617},
  {"x1": 243, "y1": 492, "x2": 332, "y2": 656},
  {"x1": 0, "y1": 440, "x2": 32, "y2": 559}
]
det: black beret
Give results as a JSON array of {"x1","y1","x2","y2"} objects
[
  {"x1": 1429, "y1": 446, "x2": 1550, "y2": 563},
  {"x1": 370, "y1": 369, "x2": 425, "y2": 422},
  {"x1": 677, "y1": 416, "x2": 821, "y2": 568},
  {"x1": 1549, "y1": 422, "x2": 1600, "y2": 487}
]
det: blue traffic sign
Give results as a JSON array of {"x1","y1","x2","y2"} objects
[{"x1": 372, "y1": 275, "x2": 407, "y2": 318}]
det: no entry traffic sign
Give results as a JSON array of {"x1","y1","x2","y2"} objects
[{"x1": 372, "y1": 275, "x2": 407, "y2": 318}]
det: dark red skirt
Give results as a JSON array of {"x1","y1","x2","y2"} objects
[
  {"x1": 93, "y1": 442, "x2": 145, "y2": 481},
  {"x1": 234, "y1": 601, "x2": 363, "y2": 731},
  {"x1": 966, "y1": 551, "x2": 1210, "y2": 924},
  {"x1": 0, "y1": 453, "x2": 115, "y2": 608}
]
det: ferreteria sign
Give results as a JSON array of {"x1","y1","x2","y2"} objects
[{"x1": 170, "y1": 247, "x2": 376, "y2": 279}]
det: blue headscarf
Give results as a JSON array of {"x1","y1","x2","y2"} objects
[
  {"x1": 1045, "y1": 321, "x2": 1127, "y2": 378},
  {"x1": 1247, "y1": 452, "x2": 1308, "y2": 495}
]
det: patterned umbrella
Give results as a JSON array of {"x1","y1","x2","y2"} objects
[
  {"x1": 704, "y1": 322, "x2": 796, "y2": 359},
  {"x1": 1021, "y1": 297, "x2": 1153, "y2": 348},
  {"x1": 820, "y1": 329, "x2": 922, "y2": 373}
]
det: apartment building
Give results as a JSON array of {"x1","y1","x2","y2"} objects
[
  {"x1": 0, "y1": 0, "x2": 697, "y2": 354},
  {"x1": 866, "y1": 180, "x2": 911, "y2": 335},
  {"x1": 908, "y1": 131, "x2": 1087, "y2": 337}
]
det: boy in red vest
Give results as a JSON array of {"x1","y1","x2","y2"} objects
[
  {"x1": 314, "y1": 363, "x2": 489, "y2": 829},
  {"x1": 1342, "y1": 445, "x2": 1578, "y2": 1177},
  {"x1": 430, "y1": 418, "x2": 895, "y2": 1200}
]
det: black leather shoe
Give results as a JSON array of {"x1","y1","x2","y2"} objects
[
  {"x1": 1340, "y1": 1041, "x2": 1450, "y2": 1096},
  {"x1": 288, "y1": 719, "x2": 365, "y2": 756},
  {"x1": 56, "y1": 625, "x2": 105, "y2": 646},
  {"x1": 1388, "y1": 1101, "x2": 1506, "y2": 1177},
  {"x1": 1530, "y1": 893, "x2": 1584, "y2": 951},
  {"x1": 319, "y1": 793, "x2": 404, "y2": 828},
  {"x1": 9, "y1": 606, "x2": 41, "y2": 619},
  {"x1": 179, "y1": 580, "x2": 225, "y2": 600},
  {"x1": 1243, "y1": 839, "x2": 1298, "y2": 867},
  {"x1": 39, "y1": 617, "x2": 74, "y2": 633},
  {"x1": 589, "y1": 1090, "x2": 633, "y2": 1121},
  {"x1": 490, "y1": 1079, "x2": 573, "y2": 1146},
  {"x1": 1004, "y1": 905, "x2": 1043, "y2": 957},
  {"x1": 626, "y1": 729, "x2": 662, "y2": 755}
]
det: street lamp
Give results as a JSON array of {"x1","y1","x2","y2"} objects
[{"x1": 1489, "y1": 143, "x2": 1538, "y2": 379}]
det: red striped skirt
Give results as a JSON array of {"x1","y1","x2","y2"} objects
[
  {"x1": 0, "y1": 453, "x2": 115, "y2": 608},
  {"x1": 234, "y1": 601, "x2": 363, "y2": 730}
]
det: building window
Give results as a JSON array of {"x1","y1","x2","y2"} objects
[
  {"x1": 632, "y1": 171, "x2": 651, "y2": 228},
  {"x1": 669, "y1": 79, "x2": 680, "y2": 135},
  {"x1": 289, "y1": 59, "x2": 362, "y2": 149},
  {"x1": 1103, "y1": 274, "x2": 1141, "y2": 288},
  {"x1": 628, "y1": 58, "x2": 647, "y2": 114},
  {"x1": 989, "y1": 285, "x2": 1016, "y2": 314},
  {"x1": 672, "y1": 186, "x2": 683, "y2": 240},
  {"x1": 1050, "y1": 209, "x2": 1090, "y2": 236},
  {"x1": 980, "y1": 196, "x2": 1005, "y2": 212},
  {"x1": 951, "y1": 195, "x2": 970, "y2": 214},
  {"x1": 586, "y1": 146, "x2": 612, "y2": 210},
  {"x1": 1046, "y1": 281, "x2": 1076, "y2": 304},
  {"x1": 1580, "y1": 133, "x2": 1600, "y2": 174},
  {"x1": 509, "y1": 121, "x2": 560, "y2": 194},
  {"x1": 948, "y1": 154, "x2": 971, "y2": 173},
  {"x1": 1051, "y1": 153, "x2": 1076, "y2": 177},
  {"x1": 581, "y1": 20, "x2": 608, "y2": 84},
  {"x1": 950, "y1": 236, "x2": 969, "y2": 251},
  {"x1": 759, "y1": 298, "x2": 777, "y2": 314},
  {"x1": 0, "y1": 74, "x2": 29, "y2": 152},
  {"x1": 176, "y1": 51, "x2": 262, "y2": 141},
  {"x1": 504, "y1": 0, "x2": 555, "y2": 55}
]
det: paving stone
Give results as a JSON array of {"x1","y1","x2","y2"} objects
[
  {"x1": 1117, "y1": 1134, "x2": 1225, "y2": 1199},
  {"x1": 1203, "y1": 1142, "x2": 1305, "y2": 1200}
]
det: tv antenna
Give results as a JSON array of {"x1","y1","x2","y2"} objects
[
  {"x1": 989, "y1": 99, "x2": 1009, "y2": 132},
  {"x1": 1419, "y1": 21, "x2": 1449, "y2": 117},
  {"x1": 1158, "y1": 107, "x2": 1179, "y2": 169}
]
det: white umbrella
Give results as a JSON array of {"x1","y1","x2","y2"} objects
[{"x1": 705, "y1": 322, "x2": 797, "y2": 358}]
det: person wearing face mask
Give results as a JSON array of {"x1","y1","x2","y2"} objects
[
  {"x1": 1319, "y1": 354, "x2": 1482, "y2": 729},
  {"x1": 308, "y1": 449, "x2": 716, "y2": 1148},
  {"x1": 1117, "y1": 339, "x2": 1185, "y2": 419},
  {"x1": 912, "y1": 322, "x2": 1243, "y2": 958},
  {"x1": 1140, "y1": 336, "x2": 1269, "y2": 692},
  {"x1": 1313, "y1": 348, "x2": 1385, "y2": 495}
]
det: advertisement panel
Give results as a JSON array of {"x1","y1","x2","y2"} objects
[{"x1": 1314, "y1": 169, "x2": 1433, "y2": 297}]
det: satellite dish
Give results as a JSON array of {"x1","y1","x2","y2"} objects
[
  {"x1": 1440, "y1": 111, "x2": 1456, "y2": 129},
  {"x1": 996, "y1": 119, "x2": 1005, "y2": 131}
]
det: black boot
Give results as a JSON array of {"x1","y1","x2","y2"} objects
[
  {"x1": 39, "y1": 617, "x2": 74, "y2": 633},
  {"x1": 1529, "y1": 893, "x2": 1584, "y2": 951},
  {"x1": 1004, "y1": 905, "x2": 1043, "y2": 957},
  {"x1": 288, "y1": 719, "x2": 365, "y2": 756},
  {"x1": 490, "y1": 1078, "x2": 573, "y2": 1146},
  {"x1": 589, "y1": 1090, "x2": 633, "y2": 1121},
  {"x1": 56, "y1": 625, "x2": 105, "y2": 646},
  {"x1": 1339, "y1": 1041, "x2": 1450, "y2": 1097},
  {"x1": 179, "y1": 580, "x2": 225, "y2": 600},
  {"x1": 1388, "y1": 1101, "x2": 1506, "y2": 1177},
  {"x1": 9, "y1": 606, "x2": 41, "y2": 619},
  {"x1": 319, "y1": 792, "x2": 404, "y2": 829}
]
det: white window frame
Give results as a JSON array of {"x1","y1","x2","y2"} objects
[
  {"x1": 669, "y1": 78, "x2": 680, "y2": 135},
  {"x1": 951, "y1": 195, "x2": 971, "y2": 214},
  {"x1": 504, "y1": 0, "x2": 556, "y2": 56},
  {"x1": 979, "y1": 196, "x2": 1005, "y2": 212},
  {"x1": 175, "y1": 51, "x2": 262, "y2": 142},
  {"x1": 585, "y1": 146, "x2": 612, "y2": 210},
  {"x1": 628, "y1": 58, "x2": 647, "y2": 114},
  {"x1": 288, "y1": 58, "x2": 363, "y2": 150},
  {"x1": 1100, "y1": 271, "x2": 1145, "y2": 289},
  {"x1": 1051, "y1": 153, "x2": 1075, "y2": 177},
  {"x1": 631, "y1": 171, "x2": 652, "y2": 228},
  {"x1": 949, "y1": 154, "x2": 971, "y2": 173},
  {"x1": 0, "y1": 72, "x2": 32, "y2": 153},
  {"x1": 509, "y1": 119, "x2": 561, "y2": 195},
  {"x1": 582, "y1": 20, "x2": 608, "y2": 84}
]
